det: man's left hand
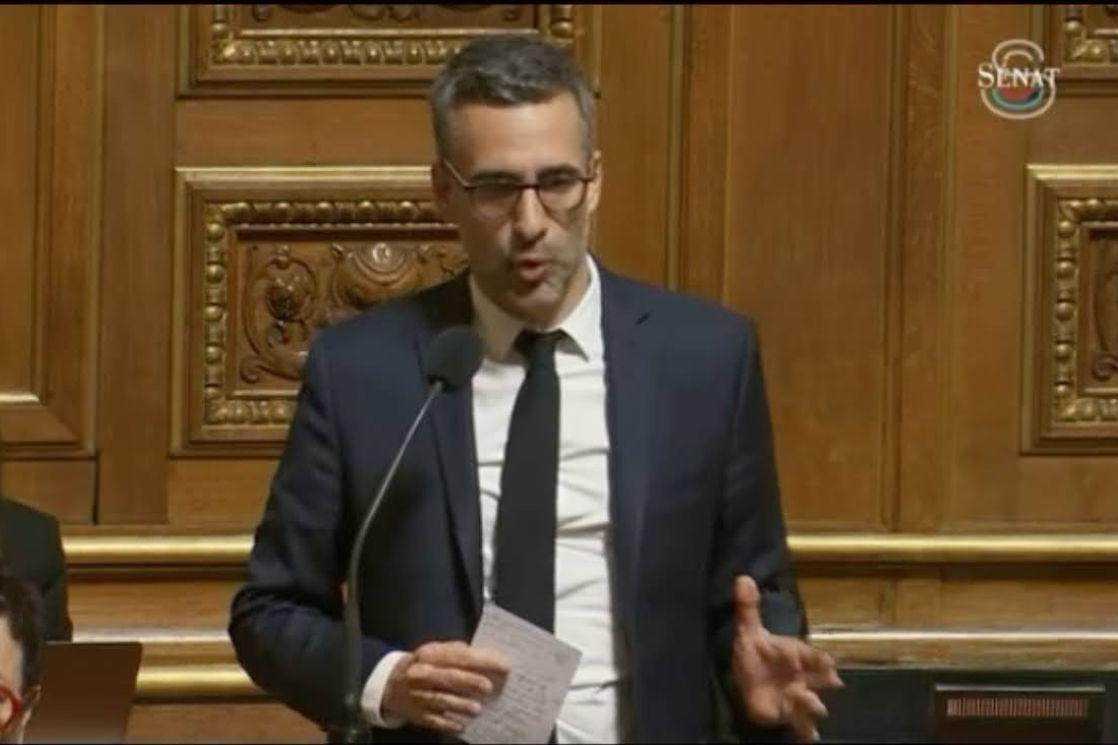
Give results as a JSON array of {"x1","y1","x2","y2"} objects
[{"x1": 731, "y1": 575, "x2": 844, "y2": 742}]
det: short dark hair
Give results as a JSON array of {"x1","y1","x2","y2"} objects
[
  {"x1": 0, "y1": 567, "x2": 44, "y2": 689},
  {"x1": 429, "y1": 34, "x2": 595, "y2": 160}
]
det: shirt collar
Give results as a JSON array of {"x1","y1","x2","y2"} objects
[{"x1": 469, "y1": 254, "x2": 602, "y2": 362}]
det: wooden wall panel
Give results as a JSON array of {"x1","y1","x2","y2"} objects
[
  {"x1": 938, "y1": 4, "x2": 1031, "y2": 531},
  {"x1": 0, "y1": 6, "x2": 39, "y2": 397},
  {"x1": 0, "y1": 5, "x2": 99, "y2": 449},
  {"x1": 0, "y1": 4, "x2": 100, "y2": 516},
  {"x1": 3, "y1": 461, "x2": 95, "y2": 524},
  {"x1": 166, "y1": 460, "x2": 275, "y2": 526},
  {"x1": 97, "y1": 4, "x2": 176, "y2": 523},
  {"x1": 678, "y1": 4, "x2": 731, "y2": 304},
  {"x1": 896, "y1": 4, "x2": 950, "y2": 533},
  {"x1": 679, "y1": 1, "x2": 1118, "y2": 669},
  {"x1": 594, "y1": 4, "x2": 676, "y2": 287},
  {"x1": 126, "y1": 703, "x2": 320, "y2": 744},
  {"x1": 176, "y1": 98, "x2": 434, "y2": 166},
  {"x1": 720, "y1": 5, "x2": 896, "y2": 530}
]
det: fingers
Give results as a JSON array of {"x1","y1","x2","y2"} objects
[
  {"x1": 787, "y1": 683, "x2": 825, "y2": 742},
  {"x1": 760, "y1": 636, "x2": 803, "y2": 678},
  {"x1": 412, "y1": 689, "x2": 484, "y2": 718},
  {"x1": 744, "y1": 687, "x2": 784, "y2": 724},
  {"x1": 787, "y1": 707, "x2": 819, "y2": 743},
  {"x1": 406, "y1": 660, "x2": 497, "y2": 699},
  {"x1": 385, "y1": 641, "x2": 512, "y2": 732},
  {"x1": 789, "y1": 683, "x2": 828, "y2": 720},
  {"x1": 802, "y1": 649, "x2": 844, "y2": 690},
  {"x1": 733, "y1": 575, "x2": 764, "y2": 633},
  {"x1": 766, "y1": 637, "x2": 846, "y2": 693},
  {"x1": 418, "y1": 710, "x2": 469, "y2": 734},
  {"x1": 416, "y1": 640, "x2": 510, "y2": 676}
]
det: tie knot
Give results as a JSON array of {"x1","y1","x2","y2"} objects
[{"x1": 515, "y1": 330, "x2": 563, "y2": 369}]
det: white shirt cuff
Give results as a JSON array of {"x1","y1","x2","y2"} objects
[{"x1": 361, "y1": 650, "x2": 409, "y2": 729}]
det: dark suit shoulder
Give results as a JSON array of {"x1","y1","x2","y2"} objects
[{"x1": 600, "y1": 266, "x2": 757, "y2": 347}]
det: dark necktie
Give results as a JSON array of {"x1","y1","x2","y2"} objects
[{"x1": 493, "y1": 329, "x2": 563, "y2": 633}]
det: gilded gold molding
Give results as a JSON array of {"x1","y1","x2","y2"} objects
[
  {"x1": 180, "y1": 4, "x2": 599, "y2": 97},
  {"x1": 1062, "y1": 4, "x2": 1118, "y2": 66},
  {"x1": 127, "y1": 630, "x2": 1118, "y2": 700},
  {"x1": 64, "y1": 530, "x2": 250, "y2": 567},
  {"x1": 62, "y1": 529, "x2": 1118, "y2": 567},
  {"x1": 1023, "y1": 165, "x2": 1118, "y2": 452},
  {"x1": 789, "y1": 533, "x2": 1118, "y2": 564},
  {"x1": 171, "y1": 166, "x2": 462, "y2": 456},
  {"x1": 137, "y1": 663, "x2": 259, "y2": 701},
  {"x1": 814, "y1": 628, "x2": 1118, "y2": 667}
]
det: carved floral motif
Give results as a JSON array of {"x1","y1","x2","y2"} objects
[
  {"x1": 193, "y1": 4, "x2": 572, "y2": 77},
  {"x1": 195, "y1": 194, "x2": 463, "y2": 430},
  {"x1": 1048, "y1": 198, "x2": 1118, "y2": 425},
  {"x1": 1062, "y1": 5, "x2": 1118, "y2": 66}
]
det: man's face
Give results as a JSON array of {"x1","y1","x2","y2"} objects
[
  {"x1": 0, "y1": 617, "x2": 28, "y2": 744},
  {"x1": 433, "y1": 92, "x2": 602, "y2": 327}
]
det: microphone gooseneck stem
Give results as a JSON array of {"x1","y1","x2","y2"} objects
[{"x1": 340, "y1": 380, "x2": 445, "y2": 743}]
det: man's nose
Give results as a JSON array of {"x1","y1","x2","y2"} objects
[{"x1": 510, "y1": 186, "x2": 548, "y2": 243}]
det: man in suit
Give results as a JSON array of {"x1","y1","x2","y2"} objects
[
  {"x1": 0, "y1": 435, "x2": 72, "y2": 643},
  {"x1": 231, "y1": 34, "x2": 839, "y2": 743}
]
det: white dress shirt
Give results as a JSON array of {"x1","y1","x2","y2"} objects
[{"x1": 362, "y1": 256, "x2": 627, "y2": 743}]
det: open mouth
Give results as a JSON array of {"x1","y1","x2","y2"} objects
[{"x1": 512, "y1": 257, "x2": 550, "y2": 284}]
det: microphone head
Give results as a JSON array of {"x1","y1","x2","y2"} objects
[{"x1": 423, "y1": 325, "x2": 484, "y2": 390}]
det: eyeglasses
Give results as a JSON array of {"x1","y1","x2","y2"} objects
[
  {"x1": 441, "y1": 159, "x2": 596, "y2": 222},
  {"x1": 0, "y1": 683, "x2": 23, "y2": 734}
]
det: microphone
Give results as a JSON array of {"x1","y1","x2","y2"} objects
[{"x1": 339, "y1": 325, "x2": 483, "y2": 742}]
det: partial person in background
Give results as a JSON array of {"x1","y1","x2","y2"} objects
[
  {"x1": 0, "y1": 566, "x2": 44, "y2": 744},
  {"x1": 0, "y1": 433, "x2": 72, "y2": 642}
]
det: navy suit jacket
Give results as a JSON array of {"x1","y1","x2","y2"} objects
[{"x1": 230, "y1": 264, "x2": 806, "y2": 742}]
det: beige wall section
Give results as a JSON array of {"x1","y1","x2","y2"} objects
[{"x1": 3, "y1": 3, "x2": 1118, "y2": 741}]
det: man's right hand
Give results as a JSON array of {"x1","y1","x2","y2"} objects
[{"x1": 382, "y1": 640, "x2": 510, "y2": 734}]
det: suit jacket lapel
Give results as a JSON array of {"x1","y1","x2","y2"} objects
[
  {"x1": 415, "y1": 274, "x2": 484, "y2": 622},
  {"x1": 599, "y1": 267, "x2": 654, "y2": 632}
]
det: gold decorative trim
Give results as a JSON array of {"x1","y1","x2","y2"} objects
[
  {"x1": 1023, "y1": 165, "x2": 1118, "y2": 452},
  {"x1": 0, "y1": 393, "x2": 42, "y2": 405},
  {"x1": 789, "y1": 533, "x2": 1118, "y2": 563},
  {"x1": 122, "y1": 631, "x2": 1118, "y2": 700},
  {"x1": 137, "y1": 663, "x2": 260, "y2": 701},
  {"x1": 62, "y1": 529, "x2": 1118, "y2": 567},
  {"x1": 171, "y1": 166, "x2": 463, "y2": 456},
  {"x1": 180, "y1": 4, "x2": 598, "y2": 97},
  {"x1": 814, "y1": 628, "x2": 1118, "y2": 667},
  {"x1": 1062, "y1": 5, "x2": 1118, "y2": 67},
  {"x1": 64, "y1": 529, "x2": 250, "y2": 567}
]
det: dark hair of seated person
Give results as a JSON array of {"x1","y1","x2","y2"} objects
[
  {"x1": 0, "y1": 431, "x2": 72, "y2": 642},
  {"x1": 0, "y1": 566, "x2": 45, "y2": 691}
]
